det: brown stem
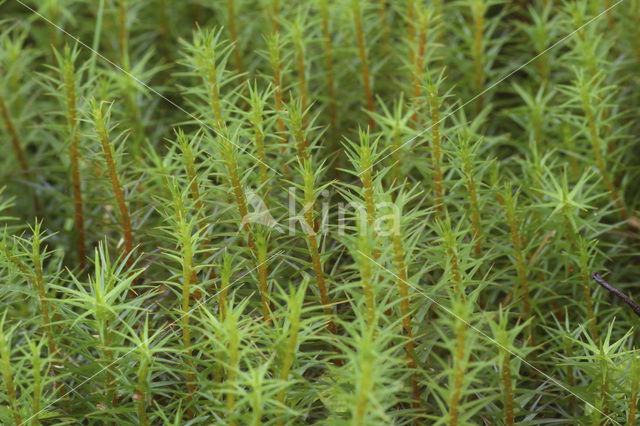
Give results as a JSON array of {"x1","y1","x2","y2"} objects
[
  {"x1": 117, "y1": 0, "x2": 130, "y2": 69},
  {"x1": 69, "y1": 129, "x2": 86, "y2": 269},
  {"x1": 294, "y1": 38, "x2": 308, "y2": 112},
  {"x1": 411, "y1": 15, "x2": 427, "y2": 124},
  {"x1": 449, "y1": 320, "x2": 468, "y2": 426},
  {"x1": 391, "y1": 232, "x2": 419, "y2": 408},
  {"x1": 320, "y1": 0, "x2": 338, "y2": 160},
  {"x1": 501, "y1": 350, "x2": 514, "y2": 425},
  {"x1": 253, "y1": 231, "x2": 273, "y2": 324},
  {"x1": 4, "y1": 244, "x2": 64, "y2": 401},
  {"x1": 0, "y1": 95, "x2": 39, "y2": 213},
  {"x1": 505, "y1": 197, "x2": 531, "y2": 320},
  {"x1": 181, "y1": 141, "x2": 217, "y2": 286},
  {"x1": 0, "y1": 96, "x2": 28, "y2": 175},
  {"x1": 303, "y1": 210, "x2": 337, "y2": 335},
  {"x1": 471, "y1": 2, "x2": 485, "y2": 114},
  {"x1": 463, "y1": 163, "x2": 482, "y2": 256},
  {"x1": 266, "y1": 0, "x2": 280, "y2": 33},
  {"x1": 407, "y1": 0, "x2": 415, "y2": 55},
  {"x1": 291, "y1": 109, "x2": 309, "y2": 163},
  {"x1": 227, "y1": 0, "x2": 243, "y2": 74},
  {"x1": 257, "y1": 258, "x2": 271, "y2": 322},
  {"x1": 269, "y1": 36, "x2": 288, "y2": 160},
  {"x1": 179, "y1": 228, "x2": 197, "y2": 411},
  {"x1": 428, "y1": 91, "x2": 443, "y2": 211},
  {"x1": 95, "y1": 107, "x2": 134, "y2": 264},
  {"x1": 33, "y1": 251, "x2": 57, "y2": 358},
  {"x1": 63, "y1": 59, "x2": 86, "y2": 270},
  {"x1": 359, "y1": 246, "x2": 376, "y2": 330},
  {"x1": 226, "y1": 151, "x2": 256, "y2": 254},
  {"x1": 352, "y1": 0, "x2": 375, "y2": 128},
  {"x1": 592, "y1": 273, "x2": 640, "y2": 318},
  {"x1": 361, "y1": 169, "x2": 376, "y2": 228}
]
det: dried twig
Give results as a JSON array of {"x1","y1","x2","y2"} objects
[{"x1": 592, "y1": 272, "x2": 640, "y2": 318}]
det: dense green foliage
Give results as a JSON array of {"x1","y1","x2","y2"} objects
[{"x1": 1, "y1": 0, "x2": 640, "y2": 424}]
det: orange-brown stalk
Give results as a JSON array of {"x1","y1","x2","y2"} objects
[
  {"x1": 320, "y1": 0, "x2": 339, "y2": 172},
  {"x1": 305, "y1": 229, "x2": 335, "y2": 334},
  {"x1": 501, "y1": 349, "x2": 514, "y2": 425},
  {"x1": 32, "y1": 228, "x2": 57, "y2": 358},
  {"x1": 182, "y1": 149, "x2": 206, "y2": 229},
  {"x1": 411, "y1": 12, "x2": 428, "y2": 124},
  {"x1": 358, "y1": 138, "x2": 384, "y2": 267},
  {"x1": 267, "y1": 0, "x2": 280, "y2": 33},
  {"x1": 321, "y1": 6, "x2": 337, "y2": 129},
  {"x1": 357, "y1": 134, "x2": 377, "y2": 228},
  {"x1": 471, "y1": 1, "x2": 486, "y2": 114},
  {"x1": 0, "y1": 95, "x2": 39, "y2": 213},
  {"x1": 3, "y1": 238, "x2": 59, "y2": 360},
  {"x1": 179, "y1": 133, "x2": 217, "y2": 288},
  {"x1": 391, "y1": 231, "x2": 420, "y2": 408},
  {"x1": 220, "y1": 136, "x2": 257, "y2": 254},
  {"x1": 207, "y1": 72, "x2": 224, "y2": 130},
  {"x1": 461, "y1": 154, "x2": 482, "y2": 256},
  {"x1": 268, "y1": 35, "x2": 288, "y2": 156},
  {"x1": 446, "y1": 240, "x2": 463, "y2": 294},
  {"x1": 0, "y1": 96, "x2": 28, "y2": 175},
  {"x1": 293, "y1": 30, "x2": 308, "y2": 112},
  {"x1": 352, "y1": 0, "x2": 375, "y2": 129},
  {"x1": 219, "y1": 132, "x2": 271, "y2": 321},
  {"x1": 428, "y1": 89, "x2": 444, "y2": 211},
  {"x1": 361, "y1": 170, "x2": 376, "y2": 229},
  {"x1": 251, "y1": 112, "x2": 269, "y2": 195},
  {"x1": 93, "y1": 103, "x2": 134, "y2": 265},
  {"x1": 290, "y1": 104, "x2": 309, "y2": 163},
  {"x1": 449, "y1": 318, "x2": 468, "y2": 426},
  {"x1": 358, "y1": 237, "x2": 376, "y2": 331},
  {"x1": 62, "y1": 55, "x2": 86, "y2": 270},
  {"x1": 227, "y1": 0, "x2": 243, "y2": 73},
  {"x1": 407, "y1": 0, "x2": 416, "y2": 55},
  {"x1": 503, "y1": 188, "x2": 532, "y2": 327},
  {"x1": 302, "y1": 163, "x2": 338, "y2": 336},
  {"x1": 433, "y1": 0, "x2": 443, "y2": 44},
  {"x1": 254, "y1": 231, "x2": 272, "y2": 323},
  {"x1": 172, "y1": 188, "x2": 197, "y2": 406},
  {"x1": 117, "y1": 0, "x2": 130, "y2": 69}
]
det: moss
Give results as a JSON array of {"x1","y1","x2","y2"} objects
[{"x1": 0, "y1": 1, "x2": 638, "y2": 424}]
